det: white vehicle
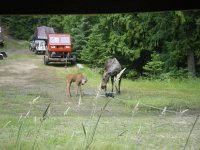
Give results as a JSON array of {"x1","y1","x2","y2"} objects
[
  {"x1": 30, "y1": 26, "x2": 55, "y2": 54},
  {"x1": 30, "y1": 40, "x2": 47, "y2": 54}
]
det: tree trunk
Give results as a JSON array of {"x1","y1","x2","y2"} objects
[{"x1": 187, "y1": 49, "x2": 196, "y2": 78}]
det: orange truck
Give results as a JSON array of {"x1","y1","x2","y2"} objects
[{"x1": 44, "y1": 34, "x2": 76, "y2": 65}]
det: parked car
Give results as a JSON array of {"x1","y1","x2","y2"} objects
[{"x1": 29, "y1": 40, "x2": 47, "y2": 54}]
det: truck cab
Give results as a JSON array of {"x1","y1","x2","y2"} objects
[
  {"x1": 44, "y1": 34, "x2": 76, "y2": 65},
  {"x1": 48, "y1": 34, "x2": 71, "y2": 52}
]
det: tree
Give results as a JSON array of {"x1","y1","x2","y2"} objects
[
  {"x1": 80, "y1": 24, "x2": 109, "y2": 67},
  {"x1": 1, "y1": 15, "x2": 50, "y2": 40},
  {"x1": 143, "y1": 53, "x2": 164, "y2": 79},
  {"x1": 1, "y1": 12, "x2": 200, "y2": 78},
  {"x1": 47, "y1": 15, "x2": 64, "y2": 33},
  {"x1": 165, "y1": 11, "x2": 200, "y2": 77}
]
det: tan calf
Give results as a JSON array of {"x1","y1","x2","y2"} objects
[{"x1": 66, "y1": 73, "x2": 87, "y2": 97}]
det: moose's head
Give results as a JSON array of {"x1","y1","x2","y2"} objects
[{"x1": 101, "y1": 71, "x2": 111, "y2": 90}]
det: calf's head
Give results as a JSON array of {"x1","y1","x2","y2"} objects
[{"x1": 81, "y1": 77, "x2": 88, "y2": 85}]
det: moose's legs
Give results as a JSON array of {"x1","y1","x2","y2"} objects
[
  {"x1": 110, "y1": 75, "x2": 122, "y2": 93},
  {"x1": 111, "y1": 76, "x2": 122, "y2": 93},
  {"x1": 118, "y1": 78, "x2": 121, "y2": 93},
  {"x1": 111, "y1": 76, "x2": 114, "y2": 92}
]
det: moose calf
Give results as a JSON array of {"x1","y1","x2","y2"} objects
[{"x1": 66, "y1": 73, "x2": 88, "y2": 97}]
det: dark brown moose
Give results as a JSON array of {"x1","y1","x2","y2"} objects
[{"x1": 101, "y1": 57, "x2": 122, "y2": 93}]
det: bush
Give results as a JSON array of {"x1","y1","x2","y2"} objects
[
  {"x1": 160, "y1": 68, "x2": 188, "y2": 80},
  {"x1": 143, "y1": 53, "x2": 164, "y2": 79},
  {"x1": 125, "y1": 70, "x2": 139, "y2": 79}
]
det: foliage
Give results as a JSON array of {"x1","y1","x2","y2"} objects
[
  {"x1": 143, "y1": 53, "x2": 164, "y2": 79},
  {"x1": 80, "y1": 24, "x2": 109, "y2": 67},
  {"x1": 1, "y1": 15, "x2": 50, "y2": 40},
  {"x1": 1, "y1": 10, "x2": 200, "y2": 79},
  {"x1": 47, "y1": 15, "x2": 64, "y2": 33},
  {"x1": 125, "y1": 69, "x2": 139, "y2": 79}
]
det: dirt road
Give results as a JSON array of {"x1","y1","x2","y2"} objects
[
  {"x1": 0, "y1": 49, "x2": 61, "y2": 86},
  {"x1": 0, "y1": 58, "x2": 39, "y2": 86}
]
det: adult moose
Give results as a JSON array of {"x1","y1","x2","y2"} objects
[{"x1": 101, "y1": 57, "x2": 122, "y2": 94}]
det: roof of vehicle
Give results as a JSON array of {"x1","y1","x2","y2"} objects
[
  {"x1": 34, "y1": 26, "x2": 55, "y2": 40},
  {"x1": 35, "y1": 40, "x2": 46, "y2": 42},
  {"x1": 48, "y1": 34, "x2": 71, "y2": 45},
  {"x1": 48, "y1": 34, "x2": 70, "y2": 37}
]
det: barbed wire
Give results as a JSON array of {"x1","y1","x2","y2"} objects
[{"x1": 114, "y1": 96, "x2": 188, "y2": 115}]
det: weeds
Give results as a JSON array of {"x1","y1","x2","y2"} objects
[
  {"x1": 3, "y1": 121, "x2": 12, "y2": 128},
  {"x1": 14, "y1": 96, "x2": 50, "y2": 150},
  {"x1": 32, "y1": 103, "x2": 51, "y2": 150},
  {"x1": 183, "y1": 114, "x2": 200, "y2": 150},
  {"x1": 84, "y1": 98, "x2": 112, "y2": 150},
  {"x1": 15, "y1": 96, "x2": 40, "y2": 150},
  {"x1": 64, "y1": 107, "x2": 70, "y2": 116}
]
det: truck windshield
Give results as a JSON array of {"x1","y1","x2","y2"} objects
[{"x1": 49, "y1": 36, "x2": 70, "y2": 44}]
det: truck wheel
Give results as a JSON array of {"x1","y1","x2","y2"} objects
[
  {"x1": 44, "y1": 56, "x2": 49, "y2": 65},
  {"x1": 45, "y1": 51, "x2": 51, "y2": 57}
]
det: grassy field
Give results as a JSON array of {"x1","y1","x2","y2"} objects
[{"x1": 0, "y1": 39, "x2": 200, "y2": 150}]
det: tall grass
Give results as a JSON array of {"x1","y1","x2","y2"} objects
[
  {"x1": 1, "y1": 35, "x2": 29, "y2": 50},
  {"x1": 84, "y1": 98, "x2": 112, "y2": 150},
  {"x1": 183, "y1": 114, "x2": 200, "y2": 150},
  {"x1": 32, "y1": 103, "x2": 50, "y2": 150},
  {"x1": 15, "y1": 110, "x2": 30, "y2": 150},
  {"x1": 15, "y1": 96, "x2": 40, "y2": 150}
]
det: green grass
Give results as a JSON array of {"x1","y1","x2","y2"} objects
[
  {"x1": 47, "y1": 64, "x2": 200, "y2": 112},
  {"x1": 0, "y1": 35, "x2": 36, "y2": 61},
  {"x1": 0, "y1": 35, "x2": 29, "y2": 50},
  {"x1": 1, "y1": 114, "x2": 199, "y2": 150},
  {"x1": 1, "y1": 74, "x2": 200, "y2": 149},
  {"x1": 0, "y1": 77, "x2": 200, "y2": 150},
  {"x1": 0, "y1": 46, "x2": 200, "y2": 149}
]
